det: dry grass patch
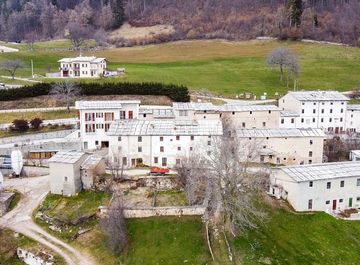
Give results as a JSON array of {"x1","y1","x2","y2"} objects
[{"x1": 110, "y1": 23, "x2": 175, "y2": 40}]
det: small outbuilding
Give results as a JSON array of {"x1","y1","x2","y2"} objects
[
  {"x1": 80, "y1": 155, "x2": 106, "y2": 190},
  {"x1": 350, "y1": 150, "x2": 360, "y2": 162},
  {"x1": 48, "y1": 150, "x2": 88, "y2": 196}
]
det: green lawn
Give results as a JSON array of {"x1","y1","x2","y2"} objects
[
  {"x1": 233, "y1": 205, "x2": 360, "y2": 265},
  {"x1": 0, "y1": 110, "x2": 77, "y2": 124},
  {"x1": 1, "y1": 39, "x2": 359, "y2": 97}
]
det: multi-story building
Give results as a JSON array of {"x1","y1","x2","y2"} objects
[
  {"x1": 346, "y1": 105, "x2": 360, "y2": 133},
  {"x1": 76, "y1": 100, "x2": 141, "y2": 150},
  {"x1": 278, "y1": 91, "x2": 349, "y2": 133},
  {"x1": 172, "y1": 102, "x2": 281, "y2": 128},
  {"x1": 107, "y1": 119, "x2": 223, "y2": 168},
  {"x1": 58, "y1": 56, "x2": 107, "y2": 78},
  {"x1": 236, "y1": 128, "x2": 325, "y2": 165},
  {"x1": 270, "y1": 161, "x2": 360, "y2": 212}
]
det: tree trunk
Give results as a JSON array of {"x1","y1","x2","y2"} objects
[{"x1": 280, "y1": 64, "x2": 284, "y2": 83}]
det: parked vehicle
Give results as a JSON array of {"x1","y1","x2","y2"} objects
[{"x1": 149, "y1": 167, "x2": 170, "y2": 175}]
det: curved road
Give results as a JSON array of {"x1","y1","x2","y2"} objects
[{"x1": 0, "y1": 176, "x2": 96, "y2": 265}]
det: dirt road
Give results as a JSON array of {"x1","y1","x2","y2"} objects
[{"x1": 0, "y1": 176, "x2": 96, "y2": 265}]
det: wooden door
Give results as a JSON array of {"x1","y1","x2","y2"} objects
[{"x1": 332, "y1": 200, "x2": 337, "y2": 210}]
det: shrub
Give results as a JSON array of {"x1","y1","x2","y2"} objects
[
  {"x1": 11, "y1": 119, "x2": 29, "y2": 132},
  {"x1": 30, "y1": 118, "x2": 43, "y2": 130},
  {"x1": 0, "y1": 82, "x2": 190, "y2": 102}
]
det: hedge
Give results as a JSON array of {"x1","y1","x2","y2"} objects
[{"x1": 0, "y1": 82, "x2": 190, "y2": 102}]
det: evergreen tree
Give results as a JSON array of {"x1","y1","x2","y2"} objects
[
  {"x1": 288, "y1": 0, "x2": 303, "y2": 27},
  {"x1": 110, "y1": 0, "x2": 124, "y2": 29}
]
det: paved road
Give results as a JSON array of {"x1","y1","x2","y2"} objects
[{"x1": 0, "y1": 176, "x2": 96, "y2": 265}]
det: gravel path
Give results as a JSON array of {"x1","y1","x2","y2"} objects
[{"x1": 0, "y1": 176, "x2": 96, "y2": 265}]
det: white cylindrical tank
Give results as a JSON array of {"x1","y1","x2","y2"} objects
[{"x1": 11, "y1": 150, "x2": 23, "y2": 176}]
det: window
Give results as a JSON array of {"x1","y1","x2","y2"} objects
[
  {"x1": 176, "y1": 159, "x2": 181, "y2": 165},
  {"x1": 190, "y1": 136, "x2": 194, "y2": 141},
  {"x1": 143, "y1": 114, "x2": 147, "y2": 118},
  {"x1": 268, "y1": 110, "x2": 271, "y2": 114},
  {"x1": 340, "y1": 180, "x2": 345, "y2": 187},
  {"x1": 281, "y1": 119, "x2": 285, "y2": 124},
  {"x1": 177, "y1": 147, "x2": 181, "y2": 151},
  {"x1": 357, "y1": 197, "x2": 360, "y2": 202},
  {"x1": 160, "y1": 136, "x2": 164, "y2": 141},
  {"x1": 291, "y1": 118, "x2": 295, "y2": 124},
  {"x1": 250, "y1": 111, "x2": 253, "y2": 114},
  {"x1": 176, "y1": 136, "x2": 180, "y2": 141},
  {"x1": 330, "y1": 109, "x2": 333, "y2": 114},
  {"x1": 321, "y1": 109, "x2": 324, "y2": 114},
  {"x1": 309, "y1": 151, "x2": 313, "y2": 157},
  {"x1": 309, "y1": 160, "x2": 312, "y2": 164},
  {"x1": 64, "y1": 176, "x2": 68, "y2": 182},
  {"x1": 302, "y1": 109, "x2": 305, "y2": 114},
  {"x1": 95, "y1": 140, "x2": 99, "y2": 145},
  {"x1": 341, "y1": 109, "x2": 344, "y2": 113},
  {"x1": 138, "y1": 146, "x2": 142, "y2": 152},
  {"x1": 104, "y1": 112, "x2": 114, "y2": 121},
  {"x1": 138, "y1": 136, "x2": 142, "y2": 142},
  {"x1": 207, "y1": 141, "x2": 211, "y2": 146},
  {"x1": 309, "y1": 181, "x2": 313, "y2": 187},
  {"x1": 329, "y1": 118, "x2": 332, "y2": 122},
  {"x1": 242, "y1": 122, "x2": 246, "y2": 128},
  {"x1": 120, "y1": 111, "x2": 126, "y2": 119},
  {"x1": 262, "y1": 122, "x2": 266, "y2": 127},
  {"x1": 339, "y1": 199, "x2": 343, "y2": 203},
  {"x1": 301, "y1": 118, "x2": 304, "y2": 123},
  {"x1": 340, "y1": 118, "x2": 343, "y2": 122},
  {"x1": 326, "y1": 200, "x2": 330, "y2": 205},
  {"x1": 310, "y1": 140, "x2": 313, "y2": 145},
  {"x1": 313, "y1": 109, "x2": 316, "y2": 114},
  {"x1": 312, "y1": 118, "x2": 315, "y2": 123},
  {"x1": 179, "y1": 110, "x2": 188, "y2": 116},
  {"x1": 190, "y1": 147, "x2": 193, "y2": 151},
  {"x1": 128, "y1": 111, "x2": 134, "y2": 119},
  {"x1": 162, "y1": 157, "x2": 167, "y2": 167},
  {"x1": 321, "y1": 118, "x2": 324, "y2": 123},
  {"x1": 327, "y1": 182, "x2": 331, "y2": 189},
  {"x1": 308, "y1": 199, "x2": 313, "y2": 210},
  {"x1": 118, "y1": 137, "x2": 122, "y2": 142},
  {"x1": 160, "y1": 146, "x2": 164, "y2": 152},
  {"x1": 357, "y1": 178, "x2": 360, "y2": 186},
  {"x1": 154, "y1": 157, "x2": 158, "y2": 164}
]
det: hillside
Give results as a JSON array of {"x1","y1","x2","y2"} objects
[
  {"x1": 0, "y1": 39, "x2": 359, "y2": 98},
  {"x1": 0, "y1": 0, "x2": 359, "y2": 46}
]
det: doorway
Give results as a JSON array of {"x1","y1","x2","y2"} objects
[
  {"x1": 332, "y1": 200, "x2": 337, "y2": 210},
  {"x1": 349, "y1": 197, "x2": 353, "y2": 208}
]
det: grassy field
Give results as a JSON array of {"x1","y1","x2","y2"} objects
[
  {"x1": 0, "y1": 109, "x2": 77, "y2": 123},
  {"x1": 0, "y1": 39, "x2": 359, "y2": 97},
  {"x1": 233, "y1": 203, "x2": 360, "y2": 265}
]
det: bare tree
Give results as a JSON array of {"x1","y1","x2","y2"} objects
[
  {"x1": 176, "y1": 121, "x2": 269, "y2": 236},
  {"x1": 0, "y1": 59, "x2": 25, "y2": 80},
  {"x1": 267, "y1": 48, "x2": 299, "y2": 83},
  {"x1": 101, "y1": 196, "x2": 128, "y2": 254},
  {"x1": 24, "y1": 31, "x2": 40, "y2": 52},
  {"x1": 105, "y1": 152, "x2": 126, "y2": 181},
  {"x1": 66, "y1": 22, "x2": 92, "y2": 50},
  {"x1": 49, "y1": 81, "x2": 80, "y2": 112}
]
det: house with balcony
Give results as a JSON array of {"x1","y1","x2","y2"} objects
[{"x1": 58, "y1": 56, "x2": 107, "y2": 78}]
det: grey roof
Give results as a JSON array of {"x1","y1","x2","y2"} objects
[
  {"x1": 173, "y1": 102, "x2": 280, "y2": 112},
  {"x1": 107, "y1": 119, "x2": 223, "y2": 136},
  {"x1": 139, "y1": 108, "x2": 175, "y2": 118},
  {"x1": 348, "y1": 105, "x2": 360, "y2": 111},
  {"x1": 351, "y1": 150, "x2": 360, "y2": 156},
  {"x1": 75, "y1": 100, "x2": 140, "y2": 110},
  {"x1": 219, "y1": 104, "x2": 280, "y2": 112},
  {"x1": 280, "y1": 110, "x2": 300, "y2": 117},
  {"x1": 236, "y1": 128, "x2": 325, "y2": 138},
  {"x1": 48, "y1": 150, "x2": 85, "y2": 164},
  {"x1": 58, "y1": 56, "x2": 106, "y2": 63},
  {"x1": 280, "y1": 161, "x2": 360, "y2": 182},
  {"x1": 81, "y1": 155, "x2": 103, "y2": 170},
  {"x1": 287, "y1": 91, "x2": 349, "y2": 101}
]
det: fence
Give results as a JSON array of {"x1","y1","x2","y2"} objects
[
  {"x1": 0, "y1": 130, "x2": 76, "y2": 145},
  {"x1": 123, "y1": 206, "x2": 206, "y2": 218}
]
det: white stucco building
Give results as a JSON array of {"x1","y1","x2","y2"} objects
[
  {"x1": 49, "y1": 150, "x2": 87, "y2": 196},
  {"x1": 278, "y1": 91, "x2": 349, "y2": 133},
  {"x1": 58, "y1": 56, "x2": 107, "y2": 78},
  {"x1": 76, "y1": 100, "x2": 141, "y2": 150},
  {"x1": 236, "y1": 128, "x2": 325, "y2": 165},
  {"x1": 107, "y1": 119, "x2": 223, "y2": 168},
  {"x1": 350, "y1": 150, "x2": 360, "y2": 162},
  {"x1": 270, "y1": 161, "x2": 360, "y2": 212},
  {"x1": 346, "y1": 105, "x2": 360, "y2": 133}
]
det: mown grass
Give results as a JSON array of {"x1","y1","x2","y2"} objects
[
  {"x1": 233, "y1": 205, "x2": 360, "y2": 265},
  {"x1": 1, "y1": 39, "x2": 359, "y2": 97},
  {"x1": 0, "y1": 110, "x2": 77, "y2": 123}
]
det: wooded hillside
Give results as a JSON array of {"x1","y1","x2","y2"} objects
[{"x1": 0, "y1": 0, "x2": 359, "y2": 46}]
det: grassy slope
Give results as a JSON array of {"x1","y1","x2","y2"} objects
[
  {"x1": 1, "y1": 39, "x2": 359, "y2": 97},
  {"x1": 233, "y1": 206, "x2": 360, "y2": 265},
  {"x1": 0, "y1": 110, "x2": 77, "y2": 123}
]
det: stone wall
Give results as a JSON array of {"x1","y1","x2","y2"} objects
[
  {"x1": 22, "y1": 166, "x2": 49, "y2": 177},
  {"x1": 0, "y1": 192, "x2": 14, "y2": 216},
  {"x1": 0, "y1": 130, "x2": 75, "y2": 145},
  {"x1": 122, "y1": 206, "x2": 205, "y2": 218}
]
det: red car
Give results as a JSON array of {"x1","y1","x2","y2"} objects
[{"x1": 150, "y1": 167, "x2": 170, "y2": 175}]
